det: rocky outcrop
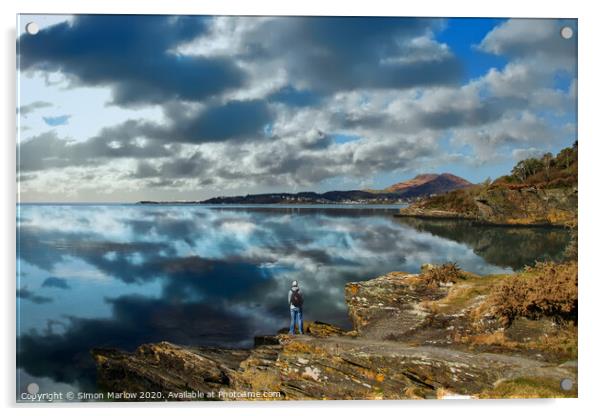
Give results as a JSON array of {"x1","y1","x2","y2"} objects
[
  {"x1": 92, "y1": 270, "x2": 577, "y2": 400},
  {"x1": 93, "y1": 343, "x2": 251, "y2": 398},
  {"x1": 397, "y1": 186, "x2": 577, "y2": 227},
  {"x1": 473, "y1": 187, "x2": 577, "y2": 226},
  {"x1": 345, "y1": 272, "x2": 448, "y2": 339},
  {"x1": 92, "y1": 334, "x2": 576, "y2": 401}
]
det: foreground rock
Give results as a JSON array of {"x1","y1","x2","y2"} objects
[
  {"x1": 92, "y1": 335, "x2": 575, "y2": 400},
  {"x1": 92, "y1": 267, "x2": 577, "y2": 400}
]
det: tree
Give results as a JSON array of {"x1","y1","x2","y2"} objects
[
  {"x1": 542, "y1": 152, "x2": 554, "y2": 182},
  {"x1": 511, "y1": 158, "x2": 543, "y2": 183}
]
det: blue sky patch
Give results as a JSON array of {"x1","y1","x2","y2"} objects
[
  {"x1": 332, "y1": 133, "x2": 361, "y2": 144},
  {"x1": 43, "y1": 114, "x2": 71, "y2": 126},
  {"x1": 437, "y1": 18, "x2": 508, "y2": 82}
]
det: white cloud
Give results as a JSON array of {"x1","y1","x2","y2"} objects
[{"x1": 17, "y1": 17, "x2": 578, "y2": 202}]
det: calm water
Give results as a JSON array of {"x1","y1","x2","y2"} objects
[{"x1": 16, "y1": 204, "x2": 570, "y2": 397}]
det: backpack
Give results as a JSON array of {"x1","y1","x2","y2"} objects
[{"x1": 291, "y1": 289, "x2": 303, "y2": 307}]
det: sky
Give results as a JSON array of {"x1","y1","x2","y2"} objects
[{"x1": 16, "y1": 15, "x2": 577, "y2": 202}]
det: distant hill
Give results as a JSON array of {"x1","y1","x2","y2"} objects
[
  {"x1": 397, "y1": 142, "x2": 578, "y2": 226},
  {"x1": 138, "y1": 173, "x2": 474, "y2": 205},
  {"x1": 199, "y1": 190, "x2": 404, "y2": 205},
  {"x1": 384, "y1": 173, "x2": 473, "y2": 198}
]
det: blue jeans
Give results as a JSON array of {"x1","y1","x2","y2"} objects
[{"x1": 289, "y1": 307, "x2": 303, "y2": 334}]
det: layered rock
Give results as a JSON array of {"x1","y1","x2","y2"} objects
[
  {"x1": 473, "y1": 187, "x2": 577, "y2": 226},
  {"x1": 92, "y1": 269, "x2": 577, "y2": 400},
  {"x1": 345, "y1": 272, "x2": 447, "y2": 339},
  {"x1": 92, "y1": 334, "x2": 575, "y2": 401},
  {"x1": 397, "y1": 186, "x2": 577, "y2": 227}
]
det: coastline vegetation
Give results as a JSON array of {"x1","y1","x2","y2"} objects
[{"x1": 412, "y1": 142, "x2": 578, "y2": 218}]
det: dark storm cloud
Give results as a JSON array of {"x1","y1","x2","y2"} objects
[
  {"x1": 16, "y1": 16, "x2": 467, "y2": 181},
  {"x1": 130, "y1": 152, "x2": 209, "y2": 180},
  {"x1": 17, "y1": 287, "x2": 52, "y2": 304},
  {"x1": 177, "y1": 99, "x2": 271, "y2": 141},
  {"x1": 42, "y1": 277, "x2": 71, "y2": 290},
  {"x1": 141, "y1": 99, "x2": 273, "y2": 143},
  {"x1": 108, "y1": 99, "x2": 271, "y2": 144},
  {"x1": 414, "y1": 96, "x2": 527, "y2": 130},
  {"x1": 18, "y1": 98, "x2": 272, "y2": 174},
  {"x1": 267, "y1": 86, "x2": 323, "y2": 107},
  {"x1": 18, "y1": 130, "x2": 174, "y2": 172},
  {"x1": 18, "y1": 15, "x2": 245, "y2": 106},
  {"x1": 243, "y1": 16, "x2": 463, "y2": 92}
]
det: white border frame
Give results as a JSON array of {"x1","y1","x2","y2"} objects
[{"x1": 3, "y1": 1, "x2": 599, "y2": 415}]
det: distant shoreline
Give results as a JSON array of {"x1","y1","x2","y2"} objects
[{"x1": 17, "y1": 202, "x2": 408, "y2": 209}]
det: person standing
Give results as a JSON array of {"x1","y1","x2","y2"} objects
[{"x1": 288, "y1": 280, "x2": 304, "y2": 335}]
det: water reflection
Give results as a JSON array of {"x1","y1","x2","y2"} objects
[
  {"x1": 16, "y1": 204, "x2": 569, "y2": 397},
  {"x1": 393, "y1": 217, "x2": 571, "y2": 270}
]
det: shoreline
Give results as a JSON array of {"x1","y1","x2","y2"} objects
[
  {"x1": 394, "y1": 212, "x2": 571, "y2": 228},
  {"x1": 91, "y1": 264, "x2": 577, "y2": 401}
]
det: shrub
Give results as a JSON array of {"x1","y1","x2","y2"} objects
[
  {"x1": 421, "y1": 262, "x2": 464, "y2": 286},
  {"x1": 486, "y1": 262, "x2": 577, "y2": 325},
  {"x1": 419, "y1": 186, "x2": 481, "y2": 216}
]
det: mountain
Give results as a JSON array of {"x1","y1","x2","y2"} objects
[
  {"x1": 384, "y1": 173, "x2": 473, "y2": 198},
  {"x1": 139, "y1": 173, "x2": 473, "y2": 205},
  {"x1": 397, "y1": 143, "x2": 578, "y2": 226}
]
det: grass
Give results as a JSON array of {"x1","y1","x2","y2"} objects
[
  {"x1": 421, "y1": 273, "x2": 506, "y2": 315},
  {"x1": 478, "y1": 377, "x2": 577, "y2": 399},
  {"x1": 417, "y1": 263, "x2": 577, "y2": 363}
]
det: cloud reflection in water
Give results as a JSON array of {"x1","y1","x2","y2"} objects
[{"x1": 16, "y1": 205, "x2": 570, "y2": 394}]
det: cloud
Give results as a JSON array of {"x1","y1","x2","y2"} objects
[
  {"x1": 18, "y1": 130, "x2": 174, "y2": 172},
  {"x1": 43, "y1": 115, "x2": 71, "y2": 126},
  {"x1": 17, "y1": 293, "x2": 261, "y2": 391},
  {"x1": 189, "y1": 16, "x2": 463, "y2": 94},
  {"x1": 512, "y1": 147, "x2": 545, "y2": 161},
  {"x1": 475, "y1": 22, "x2": 576, "y2": 110},
  {"x1": 16, "y1": 17, "x2": 578, "y2": 201},
  {"x1": 277, "y1": 17, "x2": 461, "y2": 91},
  {"x1": 163, "y1": 99, "x2": 272, "y2": 143},
  {"x1": 16, "y1": 205, "x2": 571, "y2": 392},
  {"x1": 267, "y1": 86, "x2": 323, "y2": 108},
  {"x1": 479, "y1": 18, "x2": 576, "y2": 71},
  {"x1": 42, "y1": 277, "x2": 71, "y2": 290},
  {"x1": 18, "y1": 15, "x2": 246, "y2": 106},
  {"x1": 18, "y1": 101, "x2": 52, "y2": 116},
  {"x1": 17, "y1": 287, "x2": 53, "y2": 304},
  {"x1": 130, "y1": 152, "x2": 209, "y2": 180}
]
